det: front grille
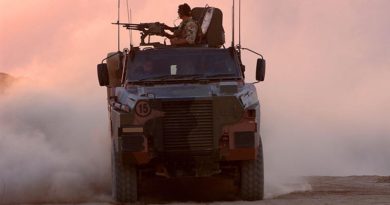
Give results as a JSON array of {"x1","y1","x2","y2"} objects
[{"x1": 161, "y1": 100, "x2": 214, "y2": 155}]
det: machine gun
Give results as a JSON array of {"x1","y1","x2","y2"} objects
[{"x1": 113, "y1": 22, "x2": 176, "y2": 47}]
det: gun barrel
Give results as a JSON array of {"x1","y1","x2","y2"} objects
[
  {"x1": 111, "y1": 22, "x2": 139, "y2": 26},
  {"x1": 112, "y1": 22, "x2": 151, "y2": 31}
]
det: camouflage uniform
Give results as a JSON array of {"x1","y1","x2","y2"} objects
[{"x1": 174, "y1": 17, "x2": 198, "y2": 44}]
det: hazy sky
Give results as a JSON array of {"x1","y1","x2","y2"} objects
[{"x1": 0, "y1": 0, "x2": 390, "y2": 202}]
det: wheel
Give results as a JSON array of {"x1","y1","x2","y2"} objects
[
  {"x1": 240, "y1": 137, "x2": 264, "y2": 200},
  {"x1": 111, "y1": 142, "x2": 138, "y2": 203}
]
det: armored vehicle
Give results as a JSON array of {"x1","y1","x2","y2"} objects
[{"x1": 97, "y1": 5, "x2": 266, "y2": 203}]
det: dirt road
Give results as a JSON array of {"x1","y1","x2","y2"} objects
[
  {"x1": 138, "y1": 175, "x2": 390, "y2": 205},
  {"x1": 8, "y1": 176, "x2": 390, "y2": 205}
]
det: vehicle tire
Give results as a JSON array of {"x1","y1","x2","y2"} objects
[
  {"x1": 111, "y1": 143, "x2": 138, "y2": 203},
  {"x1": 240, "y1": 137, "x2": 264, "y2": 200}
]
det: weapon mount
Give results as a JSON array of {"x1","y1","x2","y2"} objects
[{"x1": 112, "y1": 22, "x2": 176, "y2": 47}]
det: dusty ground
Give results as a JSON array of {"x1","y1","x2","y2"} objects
[
  {"x1": 14, "y1": 175, "x2": 390, "y2": 205},
  {"x1": 140, "y1": 175, "x2": 390, "y2": 205}
]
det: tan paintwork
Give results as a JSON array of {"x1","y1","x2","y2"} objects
[
  {"x1": 122, "y1": 127, "x2": 144, "y2": 133},
  {"x1": 220, "y1": 110, "x2": 258, "y2": 160},
  {"x1": 123, "y1": 150, "x2": 151, "y2": 164},
  {"x1": 224, "y1": 148, "x2": 257, "y2": 161}
]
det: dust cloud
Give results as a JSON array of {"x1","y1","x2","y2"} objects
[
  {"x1": 0, "y1": 73, "x2": 15, "y2": 94},
  {"x1": 0, "y1": 0, "x2": 116, "y2": 203},
  {"x1": 0, "y1": 76, "x2": 111, "y2": 204},
  {"x1": 249, "y1": 0, "x2": 390, "y2": 197}
]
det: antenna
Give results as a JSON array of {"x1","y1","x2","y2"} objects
[
  {"x1": 231, "y1": 0, "x2": 235, "y2": 48},
  {"x1": 126, "y1": 0, "x2": 133, "y2": 46},
  {"x1": 117, "y1": 0, "x2": 120, "y2": 51},
  {"x1": 130, "y1": 9, "x2": 133, "y2": 46},
  {"x1": 239, "y1": 0, "x2": 241, "y2": 48}
]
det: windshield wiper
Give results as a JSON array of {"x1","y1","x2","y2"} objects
[
  {"x1": 136, "y1": 73, "x2": 233, "y2": 83},
  {"x1": 205, "y1": 73, "x2": 237, "y2": 78},
  {"x1": 170, "y1": 74, "x2": 205, "y2": 79},
  {"x1": 138, "y1": 74, "x2": 205, "y2": 82},
  {"x1": 138, "y1": 74, "x2": 173, "y2": 82}
]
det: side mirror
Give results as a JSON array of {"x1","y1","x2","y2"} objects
[
  {"x1": 97, "y1": 63, "x2": 109, "y2": 86},
  {"x1": 256, "y1": 58, "x2": 266, "y2": 81}
]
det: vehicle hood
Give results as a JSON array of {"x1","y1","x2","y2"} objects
[{"x1": 115, "y1": 82, "x2": 259, "y2": 109}]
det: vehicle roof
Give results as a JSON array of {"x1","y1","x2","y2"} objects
[{"x1": 135, "y1": 46, "x2": 231, "y2": 53}]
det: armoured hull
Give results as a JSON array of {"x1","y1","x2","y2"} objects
[
  {"x1": 98, "y1": 45, "x2": 266, "y2": 202},
  {"x1": 110, "y1": 82, "x2": 260, "y2": 165}
]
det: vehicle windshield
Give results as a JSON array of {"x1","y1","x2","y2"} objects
[{"x1": 126, "y1": 48, "x2": 242, "y2": 82}]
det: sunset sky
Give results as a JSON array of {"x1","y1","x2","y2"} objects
[{"x1": 0, "y1": 0, "x2": 390, "y2": 201}]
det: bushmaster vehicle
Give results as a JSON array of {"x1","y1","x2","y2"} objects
[{"x1": 97, "y1": 5, "x2": 266, "y2": 203}]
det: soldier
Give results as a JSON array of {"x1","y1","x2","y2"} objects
[{"x1": 166, "y1": 3, "x2": 198, "y2": 46}]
